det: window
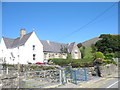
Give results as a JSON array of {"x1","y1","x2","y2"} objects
[
  {"x1": 33, "y1": 45, "x2": 35, "y2": 50},
  {"x1": 75, "y1": 52, "x2": 77, "y2": 54},
  {"x1": 63, "y1": 53, "x2": 65, "y2": 55},
  {"x1": 33, "y1": 54, "x2": 36, "y2": 60},
  {"x1": 49, "y1": 54, "x2": 51, "y2": 57},
  {"x1": 52, "y1": 54, "x2": 54, "y2": 56}
]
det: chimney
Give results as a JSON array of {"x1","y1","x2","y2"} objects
[{"x1": 20, "y1": 29, "x2": 26, "y2": 39}]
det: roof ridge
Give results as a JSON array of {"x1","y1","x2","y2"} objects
[
  {"x1": 41, "y1": 40, "x2": 66, "y2": 45},
  {"x1": 15, "y1": 31, "x2": 33, "y2": 40},
  {"x1": 2, "y1": 36, "x2": 15, "y2": 40},
  {"x1": 11, "y1": 31, "x2": 33, "y2": 48},
  {"x1": 3, "y1": 31, "x2": 33, "y2": 48}
]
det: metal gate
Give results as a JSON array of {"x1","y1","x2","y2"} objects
[{"x1": 65, "y1": 67, "x2": 88, "y2": 84}]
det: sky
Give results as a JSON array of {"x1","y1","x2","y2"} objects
[{"x1": 2, "y1": 2, "x2": 118, "y2": 44}]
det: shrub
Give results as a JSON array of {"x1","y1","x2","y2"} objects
[
  {"x1": 103, "y1": 59, "x2": 117, "y2": 65},
  {"x1": 50, "y1": 58, "x2": 94, "y2": 67},
  {"x1": 83, "y1": 46, "x2": 94, "y2": 59},
  {"x1": 67, "y1": 53, "x2": 72, "y2": 60},
  {"x1": 30, "y1": 65, "x2": 55, "y2": 70},
  {"x1": 95, "y1": 52, "x2": 105, "y2": 59},
  {"x1": 105, "y1": 53, "x2": 114, "y2": 59}
]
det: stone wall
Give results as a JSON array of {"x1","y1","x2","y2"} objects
[{"x1": 100, "y1": 64, "x2": 118, "y2": 77}]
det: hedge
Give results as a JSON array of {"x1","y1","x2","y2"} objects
[{"x1": 49, "y1": 58, "x2": 94, "y2": 67}]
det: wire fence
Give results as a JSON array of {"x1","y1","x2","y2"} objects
[{"x1": 24, "y1": 69, "x2": 62, "y2": 88}]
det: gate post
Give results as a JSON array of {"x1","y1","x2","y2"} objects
[
  {"x1": 74, "y1": 70, "x2": 78, "y2": 85},
  {"x1": 84, "y1": 68, "x2": 88, "y2": 81},
  {"x1": 65, "y1": 70, "x2": 68, "y2": 83}
]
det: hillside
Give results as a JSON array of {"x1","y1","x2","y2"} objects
[{"x1": 79, "y1": 37, "x2": 102, "y2": 47}]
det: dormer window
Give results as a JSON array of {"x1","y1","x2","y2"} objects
[{"x1": 33, "y1": 45, "x2": 35, "y2": 50}]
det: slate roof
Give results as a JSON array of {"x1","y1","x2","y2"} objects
[
  {"x1": 2, "y1": 31, "x2": 76, "y2": 53},
  {"x1": 3, "y1": 32, "x2": 33, "y2": 48},
  {"x1": 3, "y1": 37, "x2": 14, "y2": 49},
  {"x1": 67, "y1": 42, "x2": 75, "y2": 53},
  {"x1": 40, "y1": 40, "x2": 68, "y2": 53}
]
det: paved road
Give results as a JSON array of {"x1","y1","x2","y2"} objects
[
  {"x1": 98, "y1": 77, "x2": 119, "y2": 88},
  {"x1": 57, "y1": 74, "x2": 119, "y2": 88},
  {"x1": 85, "y1": 76, "x2": 119, "y2": 88}
]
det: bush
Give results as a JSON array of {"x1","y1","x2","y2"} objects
[
  {"x1": 103, "y1": 59, "x2": 117, "y2": 65},
  {"x1": 30, "y1": 65, "x2": 55, "y2": 70},
  {"x1": 95, "y1": 52, "x2": 105, "y2": 59},
  {"x1": 50, "y1": 58, "x2": 94, "y2": 67},
  {"x1": 105, "y1": 53, "x2": 114, "y2": 59},
  {"x1": 50, "y1": 58, "x2": 71, "y2": 66}
]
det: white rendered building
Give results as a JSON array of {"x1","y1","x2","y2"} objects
[{"x1": 0, "y1": 29, "x2": 44, "y2": 64}]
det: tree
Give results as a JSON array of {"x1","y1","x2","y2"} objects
[
  {"x1": 95, "y1": 34, "x2": 120, "y2": 54},
  {"x1": 114, "y1": 51, "x2": 120, "y2": 58},
  {"x1": 91, "y1": 44, "x2": 97, "y2": 53},
  {"x1": 60, "y1": 45, "x2": 68, "y2": 53},
  {"x1": 79, "y1": 46, "x2": 85, "y2": 58},
  {"x1": 105, "y1": 53, "x2": 114, "y2": 59}
]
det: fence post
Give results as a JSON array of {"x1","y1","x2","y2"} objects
[
  {"x1": 43, "y1": 71, "x2": 45, "y2": 78},
  {"x1": 6, "y1": 67, "x2": 8, "y2": 74},
  {"x1": 59, "y1": 70, "x2": 62, "y2": 84},
  {"x1": 84, "y1": 68, "x2": 88, "y2": 81},
  {"x1": 61, "y1": 70, "x2": 65, "y2": 84}
]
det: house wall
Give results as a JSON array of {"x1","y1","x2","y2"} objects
[
  {"x1": 23, "y1": 32, "x2": 44, "y2": 64},
  {"x1": 43, "y1": 52, "x2": 67, "y2": 62},
  {"x1": 71, "y1": 43, "x2": 81, "y2": 59},
  {"x1": 0, "y1": 39, "x2": 11, "y2": 64}
]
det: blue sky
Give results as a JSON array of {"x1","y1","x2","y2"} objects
[{"x1": 2, "y1": 2, "x2": 118, "y2": 44}]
